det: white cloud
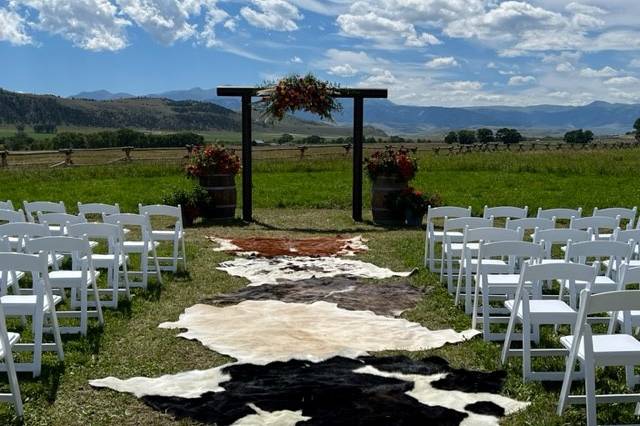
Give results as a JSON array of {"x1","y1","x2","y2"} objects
[
  {"x1": 604, "y1": 76, "x2": 640, "y2": 86},
  {"x1": 630, "y1": 59, "x2": 640, "y2": 68},
  {"x1": 579, "y1": 66, "x2": 619, "y2": 78},
  {"x1": 508, "y1": 75, "x2": 536, "y2": 86},
  {"x1": 117, "y1": 0, "x2": 200, "y2": 44},
  {"x1": 556, "y1": 62, "x2": 574, "y2": 73},
  {"x1": 0, "y1": 7, "x2": 32, "y2": 45},
  {"x1": 16, "y1": 0, "x2": 130, "y2": 51},
  {"x1": 241, "y1": 0, "x2": 302, "y2": 31},
  {"x1": 290, "y1": 56, "x2": 303, "y2": 63},
  {"x1": 361, "y1": 68, "x2": 397, "y2": 85},
  {"x1": 441, "y1": 80, "x2": 483, "y2": 91},
  {"x1": 425, "y1": 57, "x2": 459, "y2": 69},
  {"x1": 328, "y1": 64, "x2": 357, "y2": 77}
]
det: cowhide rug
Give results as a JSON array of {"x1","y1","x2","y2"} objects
[
  {"x1": 90, "y1": 355, "x2": 528, "y2": 425},
  {"x1": 208, "y1": 235, "x2": 368, "y2": 257},
  {"x1": 203, "y1": 276, "x2": 425, "y2": 317},
  {"x1": 217, "y1": 256, "x2": 415, "y2": 286},
  {"x1": 159, "y1": 301, "x2": 479, "y2": 364}
]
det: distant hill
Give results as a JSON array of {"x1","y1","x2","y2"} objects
[{"x1": 70, "y1": 90, "x2": 135, "y2": 101}]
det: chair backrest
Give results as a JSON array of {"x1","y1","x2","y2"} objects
[
  {"x1": 77, "y1": 202, "x2": 121, "y2": 217},
  {"x1": 139, "y1": 204, "x2": 182, "y2": 230},
  {"x1": 506, "y1": 217, "x2": 556, "y2": 232},
  {"x1": 463, "y1": 226, "x2": 523, "y2": 244},
  {"x1": 533, "y1": 228, "x2": 592, "y2": 257},
  {"x1": 581, "y1": 289, "x2": 640, "y2": 318},
  {"x1": 537, "y1": 207, "x2": 582, "y2": 220},
  {"x1": 426, "y1": 206, "x2": 472, "y2": 222},
  {"x1": 66, "y1": 222, "x2": 123, "y2": 257},
  {"x1": 0, "y1": 252, "x2": 50, "y2": 298},
  {"x1": 0, "y1": 201, "x2": 14, "y2": 211},
  {"x1": 593, "y1": 207, "x2": 637, "y2": 229},
  {"x1": 0, "y1": 222, "x2": 51, "y2": 239},
  {"x1": 0, "y1": 237, "x2": 9, "y2": 252},
  {"x1": 616, "y1": 265, "x2": 640, "y2": 291},
  {"x1": 477, "y1": 240, "x2": 544, "y2": 274},
  {"x1": 103, "y1": 213, "x2": 152, "y2": 242},
  {"x1": 23, "y1": 201, "x2": 65, "y2": 222},
  {"x1": 37, "y1": 213, "x2": 86, "y2": 232},
  {"x1": 0, "y1": 209, "x2": 26, "y2": 224},
  {"x1": 443, "y1": 217, "x2": 493, "y2": 233},
  {"x1": 483, "y1": 205, "x2": 528, "y2": 220},
  {"x1": 25, "y1": 236, "x2": 92, "y2": 270},
  {"x1": 570, "y1": 216, "x2": 620, "y2": 239},
  {"x1": 565, "y1": 240, "x2": 633, "y2": 275}
]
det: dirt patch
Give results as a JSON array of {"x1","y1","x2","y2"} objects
[{"x1": 207, "y1": 235, "x2": 368, "y2": 257}]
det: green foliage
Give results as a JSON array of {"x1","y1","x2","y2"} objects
[
  {"x1": 457, "y1": 130, "x2": 477, "y2": 145},
  {"x1": 476, "y1": 128, "x2": 495, "y2": 144},
  {"x1": 564, "y1": 129, "x2": 594, "y2": 144},
  {"x1": 496, "y1": 128, "x2": 523, "y2": 144},
  {"x1": 49, "y1": 129, "x2": 204, "y2": 149},
  {"x1": 302, "y1": 135, "x2": 325, "y2": 144},
  {"x1": 633, "y1": 118, "x2": 640, "y2": 142},
  {"x1": 33, "y1": 123, "x2": 57, "y2": 134},
  {"x1": 444, "y1": 131, "x2": 458, "y2": 144},
  {"x1": 277, "y1": 133, "x2": 294, "y2": 144}
]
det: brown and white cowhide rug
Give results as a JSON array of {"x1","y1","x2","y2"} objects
[
  {"x1": 90, "y1": 355, "x2": 528, "y2": 425},
  {"x1": 159, "y1": 301, "x2": 479, "y2": 364},
  {"x1": 203, "y1": 277, "x2": 424, "y2": 317},
  {"x1": 208, "y1": 235, "x2": 368, "y2": 257},
  {"x1": 217, "y1": 256, "x2": 415, "y2": 286}
]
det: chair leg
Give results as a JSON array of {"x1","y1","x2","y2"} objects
[
  {"x1": 557, "y1": 352, "x2": 576, "y2": 415},
  {"x1": 5, "y1": 355, "x2": 23, "y2": 418},
  {"x1": 32, "y1": 309, "x2": 43, "y2": 378},
  {"x1": 150, "y1": 246, "x2": 163, "y2": 285},
  {"x1": 92, "y1": 278, "x2": 104, "y2": 326},
  {"x1": 181, "y1": 236, "x2": 187, "y2": 271},
  {"x1": 464, "y1": 267, "x2": 472, "y2": 315},
  {"x1": 471, "y1": 281, "x2": 480, "y2": 330},
  {"x1": 482, "y1": 290, "x2": 490, "y2": 341},
  {"x1": 80, "y1": 288, "x2": 88, "y2": 336},
  {"x1": 172, "y1": 238, "x2": 179, "y2": 273},
  {"x1": 47, "y1": 295, "x2": 64, "y2": 362},
  {"x1": 522, "y1": 318, "x2": 532, "y2": 381},
  {"x1": 584, "y1": 359, "x2": 597, "y2": 426}
]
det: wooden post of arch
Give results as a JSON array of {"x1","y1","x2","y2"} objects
[{"x1": 217, "y1": 86, "x2": 388, "y2": 222}]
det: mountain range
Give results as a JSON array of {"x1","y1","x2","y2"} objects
[{"x1": 71, "y1": 87, "x2": 640, "y2": 135}]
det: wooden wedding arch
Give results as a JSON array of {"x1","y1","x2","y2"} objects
[{"x1": 217, "y1": 86, "x2": 388, "y2": 222}]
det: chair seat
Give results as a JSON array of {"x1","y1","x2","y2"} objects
[
  {"x1": 431, "y1": 231, "x2": 463, "y2": 241},
  {"x1": 445, "y1": 243, "x2": 479, "y2": 255},
  {"x1": 564, "y1": 276, "x2": 616, "y2": 291},
  {"x1": 540, "y1": 259, "x2": 566, "y2": 265},
  {"x1": 3, "y1": 271, "x2": 25, "y2": 286},
  {"x1": 505, "y1": 299, "x2": 577, "y2": 322},
  {"x1": 0, "y1": 332, "x2": 20, "y2": 359},
  {"x1": 607, "y1": 259, "x2": 640, "y2": 271},
  {"x1": 49, "y1": 270, "x2": 100, "y2": 286},
  {"x1": 560, "y1": 334, "x2": 640, "y2": 364},
  {"x1": 92, "y1": 254, "x2": 127, "y2": 266},
  {"x1": 476, "y1": 274, "x2": 521, "y2": 287},
  {"x1": 123, "y1": 241, "x2": 160, "y2": 253},
  {"x1": 616, "y1": 310, "x2": 640, "y2": 325},
  {"x1": 1, "y1": 294, "x2": 63, "y2": 313},
  {"x1": 151, "y1": 230, "x2": 183, "y2": 241}
]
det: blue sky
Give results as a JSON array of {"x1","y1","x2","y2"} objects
[{"x1": 1, "y1": 0, "x2": 640, "y2": 107}]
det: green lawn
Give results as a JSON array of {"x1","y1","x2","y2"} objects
[{"x1": 1, "y1": 149, "x2": 640, "y2": 424}]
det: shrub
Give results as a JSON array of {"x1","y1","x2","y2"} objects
[
  {"x1": 564, "y1": 129, "x2": 594, "y2": 144},
  {"x1": 496, "y1": 128, "x2": 523, "y2": 145},
  {"x1": 365, "y1": 146, "x2": 418, "y2": 181},
  {"x1": 457, "y1": 130, "x2": 477, "y2": 145},
  {"x1": 477, "y1": 128, "x2": 494, "y2": 144},
  {"x1": 444, "y1": 131, "x2": 458, "y2": 144}
]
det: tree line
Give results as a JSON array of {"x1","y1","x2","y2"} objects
[{"x1": 444, "y1": 128, "x2": 524, "y2": 145}]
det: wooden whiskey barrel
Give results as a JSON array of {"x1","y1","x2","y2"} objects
[
  {"x1": 199, "y1": 174, "x2": 237, "y2": 219},
  {"x1": 371, "y1": 175, "x2": 407, "y2": 225}
]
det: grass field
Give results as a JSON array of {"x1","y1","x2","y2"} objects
[{"x1": 1, "y1": 149, "x2": 640, "y2": 424}]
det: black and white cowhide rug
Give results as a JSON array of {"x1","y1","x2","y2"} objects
[
  {"x1": 216, "y1": 256, "x2": 415, "y2": 286},
  {"x1": 203, "y1": 276, "x2": 425, "y2": 317},
  {"x1": 158, "y1": 301, "x2": 479, "y2": 364},
  {"x1": 91, "y1": 355, "x2": 528, "y2": 425}
]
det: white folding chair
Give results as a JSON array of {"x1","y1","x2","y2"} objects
[
  {"x1": 0, "y1": 209, "x2": 26, "y2": 224},
  {"x1": 0, "y1": 238, "x2": 25, "y2": 298},
  {"x1": 423, "y1": 206, "x2": 472, "y2": 272},
  {"x1": 37, "y1": 212, "x2": 87, "y2": 237},
  {"x1": 483, "y1": 205, "x2": 528, "y2": 221},
  {"x1": 611, "y1": 229, "x2": 640, "y2": 270},
  {"x1": 0, "y1": 201, "x2": 14, "y2": 211},
  {"x1": 608, "y1": 265, "x2": 640, "y2": 349},
  {"x1": 67, "y1": 223, "x2": 130, "y2": 309},
  {"x1": 473, "y1": 240, "x2": 544, "y2": 341},
  {"x1": 0, "y1": 223, "x2": 61, "y2": 270},
  {"x1": 0, "y1": 299, "x2": 22, "y2": 418},
  {"x1": 570, "y1": 216, "x2": 620, "y2": 241},
  {"x1": 456, "y1": 226, "x2": 524, "y2": 314},
  {"x1": 501, "y1": 262, "x2": 597, "y2": 381},
  {"x1": 139, "y1": 204, "x2": 187, "y2": 273},
  {"x1": 77, "y1": 202, "x2": 121, "y2": 222},
  {"x1": 534, "y1": 228, "x2": 593, "y2": 265},
  {"x1": 507, "y1": 217, "x2": 556, "y2": 242},
  {"x1": 25, "y1": 236, "x2": 104, "y2": 335},
  {"x1": 440, "y1": 217, "x2": 494, "y2": 293},
  {"x1": 593, "y1": 207, "x2": 637, "y2": 232},
  {"x1": 23, "y1": 201, "x2": 66, "y2": 228},
  {"x1": 561, "y1": 240, "x2": 633, "y2": 309},
  {"x1": 103, "y1": 214, "x2": 162, "y2": 288},
  {"x1": 0, "y1": 252, "x2": 64, "y2": 377},
  {"x1": 558, "y1": 289, "x2": 640, "y2": 426},
  {"x1": 537, "y1": 207, "x2": 583, "y2": 221}
]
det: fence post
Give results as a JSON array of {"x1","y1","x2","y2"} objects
[
  {"x1": 410, "y1": 146, "x2": 418, "y2": 154},
  {"x1": 59, "y1": 149, "x2": 73, "y2": 166},
  {"x1": 434, "y1": 147, "x2": 440, "y2": 155},
  {"x1": 448, "y1": 146, "x2": 454, "y2": 155},
  {"x1": 343, "y1": 143, "x2": 352, "y2": 156},
  {"x1": 298, "y1": 145, "x2": 307, "y2": 159},
  {"x1": 0, "y1": 150, "x2": 7, "y2": 168},
  {"x1": 122, "y1": 146, "x2": 134, "y2": 161},
  {"x1": 185, "y1": 144, "x2": 194, "y2": 158}
]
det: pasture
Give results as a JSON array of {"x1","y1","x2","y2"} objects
[{"x1": 1, "y1": 149, "x2": 640, "y2": 425}]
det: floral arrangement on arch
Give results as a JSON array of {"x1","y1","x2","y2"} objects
[
  {"x1": 386, "y1": 187, "x2": 442, "y2": 215},
  {"x1": 257, "y1": 74, "x2": 343, "y2": 122},
  {"x1": 185, "y1": 144, "x2": 240, "y2": 178},
  {"x1": 364, "y1": 146, "x2": 418, "y2": 181}
]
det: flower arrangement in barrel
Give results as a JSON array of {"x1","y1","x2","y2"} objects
[
  {"x1": 186, "y1": 144, "x2": 240, "y2": 178},
  {"x1": 364, "y1": 146, "x2": 418, "y2": 182},
  {"x1": 258, "y1": 74, "x2": 342, "y2": 122}
]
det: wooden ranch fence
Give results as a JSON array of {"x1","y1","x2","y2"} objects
[{"x1": 0, "y1": 141, "x2": 639, "y2": 168}]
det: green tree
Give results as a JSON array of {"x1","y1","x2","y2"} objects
[
  {"x1": 564, "y1": 129, "x2": 594, "y2": 144},
  {"x1": 457, "y1": 130, "x2": 477, "y2": 145},
  {"x1": 634, "y1": 118, "x2": 640, "y2": 142},
  {"x1": 303, "y1": 135, "x2": 325, "y2": 144},
  {"x1": 496, "y1": 128, "x2": 523, "y2": 145},
  {"x1": 444, "y1": 131, "x2": 458, "y2": 144},
  {"x1": 278, "y1": 134, "x2": 294, "y2": 144},
  {"x1": 476, "y1": 128, "x2": 494, "y2": 144}
]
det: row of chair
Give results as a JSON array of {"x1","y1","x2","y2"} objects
[
  {"x1": 0, "y1": 200, "x2": 189, "y2": 418},
  {"x1": 423, "y1": 205, "x2": 640, "y2": 425}
]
